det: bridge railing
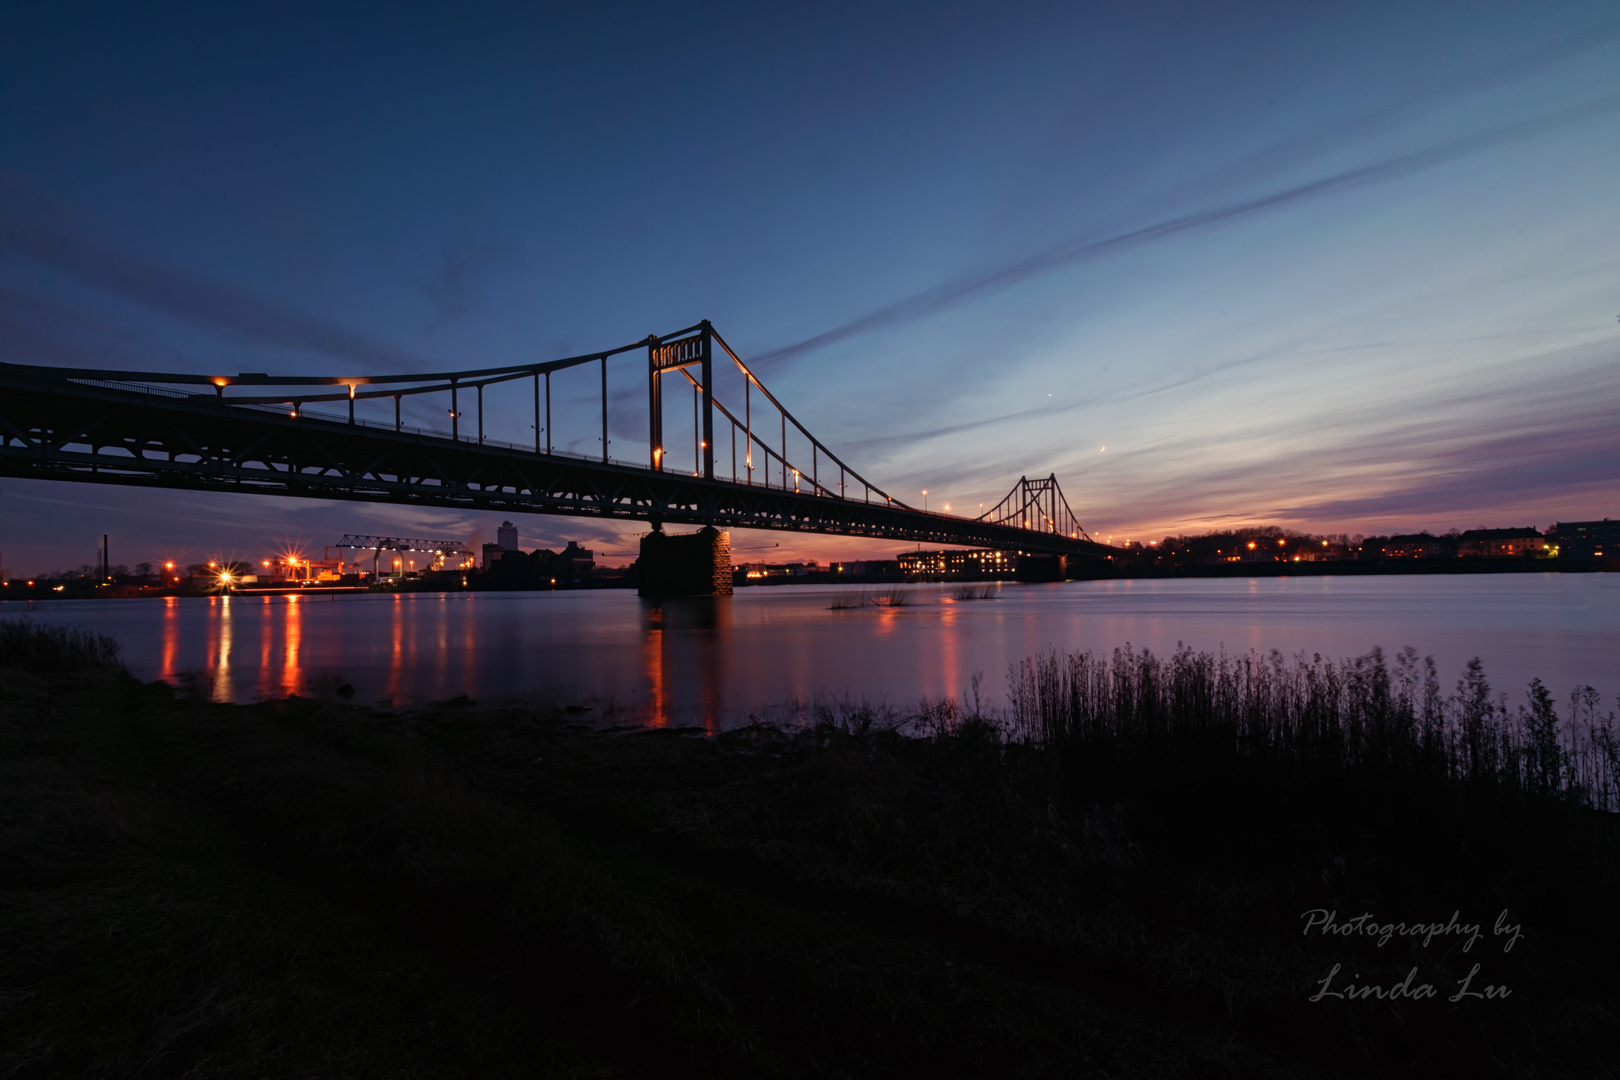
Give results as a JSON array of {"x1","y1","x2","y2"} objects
[
  {"x1": 50, "y1": 327, "x2": 911, "y2": 502},
  {"x1": 12, "y1": 329, "x2": 1103, "y2": 547},
  {"x1": 66, "y1": 373, "x2": 653, "y2": 470}
]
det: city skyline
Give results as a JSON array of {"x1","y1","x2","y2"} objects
[{"x1": 3, "y1": 3, "x2": 1618, "y2": 575}]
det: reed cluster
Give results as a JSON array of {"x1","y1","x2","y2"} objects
[
  {"x1": 1006, "y1": 644, "x2": 1620, "y2": 811},
  {"x1": 828, "y1": 587, "x2": 915, "y2": 609},
  {"x1": 0, "y1": 618, "x2": 121, "y2": 672}
]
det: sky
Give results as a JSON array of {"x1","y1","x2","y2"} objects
[{"x1": 1, "y1": 1, "x2": 1617, "y2": 576}]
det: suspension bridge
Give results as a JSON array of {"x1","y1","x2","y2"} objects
[{"x1": 0, "y1": 320, "x2": 1113, "y2": 584}]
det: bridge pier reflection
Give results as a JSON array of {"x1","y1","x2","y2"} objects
[{"x1": 641, "y1": 596, "x2": 731, "y2": 731}]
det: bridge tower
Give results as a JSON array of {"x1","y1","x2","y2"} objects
[
  {"x1": 641, "y1": 322, "x2": 731, "y2": 595},
  {"x1": 648, "y1": 321, "x2": 714, "y2": 479}
]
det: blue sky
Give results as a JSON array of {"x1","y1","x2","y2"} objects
[{"x1": 1, "y1": 2, "x2": 1617, "y2": 574}]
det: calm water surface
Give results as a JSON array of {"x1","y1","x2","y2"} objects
[{"x1": 12, "y1": 575, "x2": 1618, "y2": 728}]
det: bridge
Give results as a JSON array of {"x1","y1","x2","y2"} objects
[{"x1": 0, "y1": 320, "x2": 1113, "y2": 587}]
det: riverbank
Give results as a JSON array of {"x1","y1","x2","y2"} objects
[
  {"x1": 1069, "y1": 558, "x2": 1614, "y2": 580},
  {"x1": 736, "y1": 557, "x2": 1612, "y2": 587},
  {"x1": 9, "y1": 556, "x2": 1610, "y2": 603},
  {"x1": 4, "y1": 626, "x2": 1617, "y2": 1077}
]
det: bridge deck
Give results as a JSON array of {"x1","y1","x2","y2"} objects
[{"x1": 0, "y1": 365, "x2": 1112, "y2": 559}]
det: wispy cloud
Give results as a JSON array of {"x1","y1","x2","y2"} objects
[
  {"x1": 418, "y1": 240, "x2": 517, "y2": 336},
  {"x1": 1082, "y1": 339, "x2": 1620, "y2": 532},
  {"x1": 753, "y1": 95, "x2": 1620, "y2": 369},
  {"x1": 0, "y1": 285, "x2": 195, "y2": 369},
  {"x1": 0, "y1": 183, "x2": 439, "y2": 374}
]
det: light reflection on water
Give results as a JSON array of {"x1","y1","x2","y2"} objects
[{"x1": 11, "y1": 574, "x2": 1620, "y2": 729}]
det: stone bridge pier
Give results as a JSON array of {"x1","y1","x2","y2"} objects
[
  {"x1": 1015, "y1": 553, "x2": 1067, "y2": 582},
  {"x1": 637, "y1": 525, "x2": 733, "y2": 597}
]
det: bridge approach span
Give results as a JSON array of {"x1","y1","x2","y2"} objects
[{"x1": 0, "y1": 323, "x2": 1113, "y2": 559}]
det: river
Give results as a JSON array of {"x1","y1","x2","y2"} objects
[{"x1": 9, "y1": 574, "x2": 1617, "y2": 728}]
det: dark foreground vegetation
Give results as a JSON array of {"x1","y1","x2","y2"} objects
[{"x1": 3, "y1": 620, "x2": 1618, "y2": 1078}]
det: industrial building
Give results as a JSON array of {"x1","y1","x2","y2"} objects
[{"x1": 897, "y1": 548, "x2": 1016, "y2": 579}]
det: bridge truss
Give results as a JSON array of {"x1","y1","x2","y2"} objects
[
  {"x1": 333, "y1": 534, "x2": 475, "y2": 575},
  {"x1": 0, "y1": 322, "x2": 1113, "y2": 559}
]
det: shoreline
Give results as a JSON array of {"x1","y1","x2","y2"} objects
[
  {"x1": 3, "y1": 556, "x2": 1612, "y2": 602},
  {"x1": 4, "y1": 632, "x2": 1617, "y2": 1077}
]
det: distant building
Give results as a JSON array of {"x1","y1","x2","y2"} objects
[
  {"x1": 740, "y1": 560, "x2": 820, "y2": 580},
  {"x1": 1458, "y1": 527, "x2": 1545, "y2": 558},
  {"x1": 558, "y1": 541, "x2": 594, "y2": 580},
  {"x1": 1290, "y1": 542, "x2": 1351, "y2": 562},
  {"x1": 1376, "y1": 534, "x2": 1456, "y2": 559},
  {"x1": 487, "y1": 541, "x2": 595, "y2": 587},
  {"x1": 496, "y1": 521, "x2": 520, "y2": 551},
  {"x1": 1555, "y1": 519, "x2": 1617, "y2": 561},
  {"x1": 1208, "y1": 541, "x2": 1288, "y2": 563},
  {"x1": 828, "y1": 560, "x2": 900, "y2": 577},
  {"x1": 898, "y1": 549, "x2": 1015, "y2": 577}
]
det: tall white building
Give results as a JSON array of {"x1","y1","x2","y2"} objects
[{"x1": 496, "y1": 521, "x2": 520, "y2": 553}]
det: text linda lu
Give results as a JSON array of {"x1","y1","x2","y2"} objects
[{"x1": 1300, "y1": 908, "x2": 1522, "y2": 1003}]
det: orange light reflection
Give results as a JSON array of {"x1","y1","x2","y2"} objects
[
  {"x1": 160, "y1": 596, "x2": 179, "y2": 684},
  {"x1": 643, "y1": 604, "x2": 667, "y2": 728},
  {"x1": 283, "y1": 594, "x2": 302, "y2": 695}
]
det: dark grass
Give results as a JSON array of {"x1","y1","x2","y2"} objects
[
  {"x1": 0, "y1": 618, "x2": 120, "y2": 672},
  {"x1": 3, "y1": 623, "x2": 1618, "y2": 1078}
]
